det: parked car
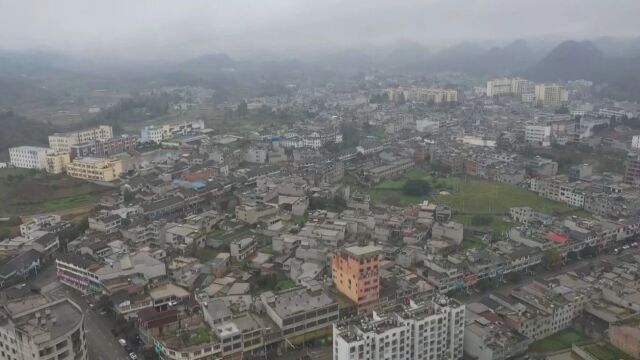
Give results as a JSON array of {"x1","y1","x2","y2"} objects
[
  {"x1": 129, "y1": 353, "x2": 138, "y2": 360},
  {"x1": 118, "y1": 339, "x2": 127, "y2": 347}
]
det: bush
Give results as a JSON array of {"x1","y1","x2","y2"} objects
[{"x1": 402, "y1": 179, "x2": 431, "y2": 197}]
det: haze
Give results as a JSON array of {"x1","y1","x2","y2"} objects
[{"x1": 0, "y1": 0, "x2": 639, "y2": 61}]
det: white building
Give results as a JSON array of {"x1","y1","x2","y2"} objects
[
  {"x1": 0, "y1": 296, "x2": 87, "y2": 360},
  {"x1": 245, "y1": 148, "x2": 268, "y2": 163},
  {"x1": 632, "y1": 135, "x2": 640, "y2": 150},
  {"x1": 525, "y1": 125, "x2": 552, "y2": 147},
  {"x1": 8, "y1": 146, "x2": 52, "y2": 169},
  {"x1": 333, "y1": 297, "x2": 465, "y2": 360},
  {"x1": 48, "y1": 125, "x2": 113, "y2": 153},
  {"x1": 486, "y1": 78, "x2": 534, "y2": 98},
  {"x1": 535, "y1": 84, "x2": 568, "y2": 108}
]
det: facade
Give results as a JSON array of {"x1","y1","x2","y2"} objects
[
  {"x1": 333, "y1": 298, "x2": 465, "y2": 360},
  {"x1": 366, "y1": 158, "x2": 415, "y2": 183},
  {"x1": 332, "y1": 245, "x2": 382, "y2": 313},
  {"x1": 66, "y1": 157, "x2": 123, "y2": 182},
  {"x1": 535, "y1": 84, "x2": 568, "y2": 108},
  {"x1": 624, "y1": 153, "x2": 640, "y2": 187},
  {"x1": 485, "y1": 78, "x2": 534, "y2": 97},
  {"x1": 45, "y1": 152, "x2": 71, "y2": 174},
  {"x1": 8, "y1": 146, "x2": 52, "y2": 170},
  {"x1": 69, "y1": 136, "x2": 138, "y2": 160},
  {"x1": 525, "y1": 125, "x2": 552, "y2": 147},
  {"x1": 140, "y1": 120, "x2": 205, "y2": 143},
  {"x1": 235, "y1": 203, "x2": 278, "y2": 224},
  {"x1": 0, "y1": 296, "x2": 87, "y2": 360},
  {"x1": 48, "y1": 125, "x2": 113, "y2": 153}
]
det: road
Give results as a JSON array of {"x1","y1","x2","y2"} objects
[{"x1": 33, "y1": 265, "x2": 130, "y2": 360}]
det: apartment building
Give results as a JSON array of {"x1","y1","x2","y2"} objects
[
  {"x1": 366, "y1": 158, "x2": 415, "y2": 183},
  {"x1": 48, "y1": 125, "x2": 113, "y2": 153},
  {"x1": 8, "y1": 146, "x2": 52, "y2": 169},
  {"x1": 0, "y1": 295, "x2": 87, "y2": 360},
  {"x1": 486, "y1": 78, "x2": 534, "y2": 97},
  {"x1": 332, "y1": 245, "x2": 382, "y2": 314},
  {"x1": 235, "y1": 203, "x2": 278, "y2": 224},
  {"x1": 525, "y1": 125, "x2": 552, "y2": 147},
  {"x1": 66, "y1": 157, "x2": 123, "y2": 182},
  {"x1": 139, "y1": 120, "x2": 205, "y2": 143},
  {"x1": 535, "y1": 84, "x2": 568, "y2": 108},
  {"x1": 69, "y1": 136, "x2": 138, "y2": 160},
  {"x1": 333, "y1": 297, "x2": 465, "y2": 360}
]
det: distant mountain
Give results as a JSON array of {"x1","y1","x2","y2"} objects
[
  {"x1": 405, "y1": 40, "x2": 538, "y2": 76},
  {"x1": 526, "y1": 40, "x2": 640, "y2": 101},
  {"x1": 526, "y1": 40, "x2": 607, "y2": 82},
  {"x1": 591, "y1": 36, "x2": 640, "y2": 57},
  {"x1": 0, "y1": 111, "x2": 56, "y2": 153}
]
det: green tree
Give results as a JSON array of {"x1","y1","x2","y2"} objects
[
  {"x1": 471, "y1": 215, "x2": 492, "y2": 227},
  {"x1": 543, "y1": 248, "x2": 562, "y2": 269},
  {"x1": 403, "y1": 179, "x2": 431, "y2": 197}
]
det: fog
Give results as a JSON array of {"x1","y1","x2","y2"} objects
[{"x1": 1, "y1": 0, "x2": 639, "y2": 60}]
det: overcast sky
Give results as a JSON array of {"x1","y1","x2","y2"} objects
[{"x1": 0, "y1": 0, "x2": 639, "y2": 60}]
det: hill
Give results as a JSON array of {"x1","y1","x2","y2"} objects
[{"x1": 0, "y1": 111, "x2": 56, "y2": 155}]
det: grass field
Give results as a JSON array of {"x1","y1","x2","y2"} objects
[
  {"x1": 371, "y1": 169, "x2": 570, "y2": 213},
  {"x1": 0, "y1": 169, "x2": 110, "y2": 217},
  {"x1": 529, "y1": 329, "x2": 589, "y2": 353},
  {"x1": 583, "y1": 343, "x2": 635, "y2": 360}
]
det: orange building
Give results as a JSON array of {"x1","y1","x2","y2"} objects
[{"x1": 331, "y1": 245, "x2": 381, "y2": 314}]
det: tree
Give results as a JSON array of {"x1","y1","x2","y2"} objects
[
  {"x1": 403, "y1": 179, "x2": 431, "y2": 197},
  {"x1": 542, "y1": 249, "x2": 562, "y2": 269}
]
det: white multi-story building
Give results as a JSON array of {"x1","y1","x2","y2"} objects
[
  {"x1": 279, "y1": 130, "x2": 342, "y2": 149},
  {"x1": 525, "y1": 125, "x2": 552, "y2": 147},
  {"x1": 0, "y1": 296, "x2": 87, "y2": 360},
  {"x1": 140, "y1": 120, "x2": 206, "y2": 143},
  {"x1": 632, "y1": 135, "x2": 640, "y2": 150},
  {"x1": 48, "y1": 125, "x2": 113, "y2": 153},
  {"x1": 333, "y1": 297, "x2": 465, "y2": 360},
  {"x1": 8, "y1": 146, "x2": 52, "y2": 169},
  {"x1": 486, "y1": 78, "x2": 534, "y2": 98},
  {"x1": 535, "y1": 84, "x2": 568, "y2": 108}
]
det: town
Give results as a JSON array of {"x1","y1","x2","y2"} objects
[{"x1": 1, "y1": 70, "x2": 640, "y2": 360}]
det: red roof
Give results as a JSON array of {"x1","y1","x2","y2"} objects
[{"x1": 546, "y1": 233, "x2": 569, "y2": 244}]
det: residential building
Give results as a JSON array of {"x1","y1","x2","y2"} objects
[
  {"x1": 333, "y1": 297, "x2": 465, "y2": 360},
  {"x1": 66, "y1": 157, "x2": 123, "y2": 182},
  {"x1": 535, "y1": 84, "x2": 568, "y2": 108},
  {"x1": 69, "y1": 136, "x2": 138, "y2": 160},
  {"x1": 525, "y1": 125, "x2": 552, "y2": 147},
  {"x1": 8, "y1": 146, "x2": 52, "y2": 170},
  {"x1": 48, "y1": 125, "x2": 113, "y2": 153},
  {"x1": 0, "y1": 295, "x2": 87, "y2": 360},
  {"x1": 332, "y1": 245, "x2": 382, "y2": 314},
  {"x1": 624, "y1": 152, "x2": 640, "y2": 187},
  {"x1": 235, "y1": 203, "x2": 278, "y2": 224},
  {"x1": 230, "y1": 237, "x2": 257, "y2": 261},
  {"x1": 486, "y1": 78, "x2": 514, "y2": 97},
  {"x1": 45, "y1": 152, "x2": 70, "y2": 174}
]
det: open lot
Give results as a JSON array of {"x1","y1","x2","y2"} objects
[
  {"x1": 0, "y1": 168, "x2": 111, "y2": 217},
  {"x1": 582, "y1": 343, "x2": 635, "y2": 360},
  {"x1": 371, "y1": 169, "x2": 573, "y2": 214}
]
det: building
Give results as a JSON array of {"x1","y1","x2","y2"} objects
[
  {"x1": 235, "y1": 203, "x2": 278, "y2": 225},
  {"x1": 624, "y1": 153, "x2": 640, "y2": 187},
  {"x1": 66, "y1": 157, "x2": 123, "y2": 182},
  {"x1": 45, "y1": 152, "x2": 70, "y2": 174},
  {"x1": 139, "y1": 120, "x2": 205, "y2": 143},
  {"x1": 333, "y1": 297, "x2": 465, "y2": 360},
  {"x1": 525, "y1": 125, "x2": 552, "y2": 147},
  {"x1": 0, "y1": 295, "x2": 87, "y2": 360},
  {"x1": 365, "y1": 158, "x2": 415, "y2": 183},
  {"x1": 609, "y1": 316, "x2": 640, "y2": 359},
  {"x1": 48, "y1": 125, "x2": 113, "y2": 153},
  {"x1": 230, "y1": 237, "x2": 257, "y2": 261},
  {"x1": 8, "y1": 146, "x2": 52, "y2": 170},
  {"x1": 69, "y1": 136, "x2": 138, "y2": 160},
  {"x1": 486, "y1": 78, "x2": 533, "y2": 98},
  {"x1": 632, "y1": 135, "x2": 640, "y2": 150},
  {"x1": 535, "y1": 84, "x2": 568, "y2": 108},
  {"x1": 261, "y1": 287, "x2": 339, "y2": 340},
  {"x1": 332, "y1": 245, "x2": 382, "y2": 314}
]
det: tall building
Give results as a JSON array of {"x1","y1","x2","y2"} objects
[
  {"x1": 333, "y1": 297, "x2": 465, "y2": 360},
  {"x1": 8, "y1": 146, "x2": 52, "y2": 170},
  {"x1": 525, "y1": 125, "x2": 552, "y2": 147},
  {"x1": 48, "y1": 125, "x2": 113, "y2": 153},
  {"x1": 486, "y1": 78, "x2": 534, "y2": 97},
  {"x1": 535, "y1": 84, "x2": 568, "y2": 108},
  {"x1": 0, "y1": 295, "x2": 87, "y2": 360},
  {"x1": 65, "y1": 157, "x2": 123, "y2": 182},
  {"x1": 624, "y1": 153, "x2": 640, "y2": 187},
  {"x1": 332, "y1": 245, "x2": 381, "y2": 314}
]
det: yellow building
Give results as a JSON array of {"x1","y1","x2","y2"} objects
[
  {"x1": 45, "y1": 152, "x2": 70, "y2": 174},
  {"x1": 66, "y1": 157, "x2": 123, "y2": 182},
  {"x1": 331, "y1": 245, "x2": 382, "y2": 314}
]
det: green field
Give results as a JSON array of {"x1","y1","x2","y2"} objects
[
  {"x1": 583, "y1": 343, "x2": 635, "y2": 360},
  {"x1": 0, "y1": 169, "x2": 110, "y2": 217},
  {"x1": 371, "y1": 169, "x2": 570, "y2": 213},
  {"x1": 529, "y1": 329, "x2": 589, "y2": 353}
]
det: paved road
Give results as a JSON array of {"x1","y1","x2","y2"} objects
[{"x1": 34, "y1": 265, "x2": 130, "y2": 360}]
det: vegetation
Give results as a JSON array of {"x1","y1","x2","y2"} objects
[
  {"x1": 0, "y1": 111, "x2": 56, "y2": 154},
  {"x1": 542, "y1": 248, "x2": 562, "y2": 269},
  {"x1": 529, "y1": 329, "x2": 589, "y2": 353},
  {"x1": 403, "y1": 179, "x2": 431, "y2": 197},
  {"x1": 583, "y1": 343, "x2": 635, "y2": 360}
]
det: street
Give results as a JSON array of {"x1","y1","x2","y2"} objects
[{"x1": 33, "y1": 265, "x2": 130, "y2": 360}]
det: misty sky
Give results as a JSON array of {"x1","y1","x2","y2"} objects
[{"x1": 0, "y1": 0, "x2": 639, "y2": 60}]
